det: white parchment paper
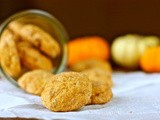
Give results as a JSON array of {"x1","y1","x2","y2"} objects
[{"x1": 0, "y1": 72, "x2": 160, "y2": 120}]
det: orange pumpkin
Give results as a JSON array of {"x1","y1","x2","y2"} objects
[
  {"x1": 140, "y1": 46, "x2": 160, "y2": 72},
  {"x1": 68, "y1": 36, "x2": 110, "y2": 66}
]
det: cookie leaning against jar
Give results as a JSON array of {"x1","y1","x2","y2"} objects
[
  {"x1": 18, "y1": 69, "x2": 53, "y2": 96},
  {"x1": 0, "y1": 29, "x2": 21, "y2": 78},
  {"x1": 82, "y1": 68, "x2": 113, "y2": 104},
  {"x1": 8, "y1": 21, "x2": 60, "y2": 58},
  {"x1": 70, "y1": 59, "x2": 112, "y2": 73},
  {"x1": 41, "y1": 72, "x2": 92, "y2": 112},
  {"x1": 17, "y1": 41, "x2": 53, "y2": 71}
]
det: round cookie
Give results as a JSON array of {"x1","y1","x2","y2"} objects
[
  {"x1": 18, "y1": 69, "x2": 53, "y2": 96},
  {"x1": 0, "y1": 29, "x2": 21, "y2": 78},
  {"x1": 82, "y1": 68, "x2": 113, "y2": 104},
  {"x1": 70, "y1": 59, "x2": 112, "y2": 73},
  {"x1": 41, "y1": 72, "x2": 92, "y2": 112}
]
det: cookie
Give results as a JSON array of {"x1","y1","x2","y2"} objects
[
  {"x1": 41, "y1": 72, "x2": 92, "y2": 112},
  {"x1": 18, "y1": 69, "x2": 53, "y2": 95},
  {"x1": 17, "y1": 41, "x2": 53, "y2": 71},
  {"x1": 83, "y1": 68, "x2": 113, "y2": 87},
  {"x1": 82, "y1": 68, "x2": 113, "y2": 104},
  {"x1": 70, "y1": 59, "x2": 112, "y2": 73},
  {"x1": 91, "y1": 89, "x2": 113, "y2": 104},
  {"x1": 0, "y1": 29, "x2": 21, "y2": 78},
  {"x1": 9, "y1": 22, "x2": 60, "y2": 58}
]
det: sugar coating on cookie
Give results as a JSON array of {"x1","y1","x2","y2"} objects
[
  {"x1": 0, "y1": 29, "x2": 21, "y2": 78},
  {"x1": 70, "y1": 59, "x2": 112, "y2": 73},
  {"x1": 41, "y1": 72, "x2": 92, "y2": 112},
  {"x1": 82, "y1": 68, "x2": 113, "y2": 104},
  {"x1": 18, "y1": 69, "x2": 53, "y2": 95}
]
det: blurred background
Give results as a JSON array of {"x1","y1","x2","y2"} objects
[{"x1": 1, "y1": 0, "x2": 160, "y2": 42}]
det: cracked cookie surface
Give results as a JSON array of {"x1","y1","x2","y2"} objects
[{"x1": 41, "y1": 72, "x2": 92, "y2": 112}]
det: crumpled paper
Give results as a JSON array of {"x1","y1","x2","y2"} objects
[{"x1": 0, "y1": 72, "x2": 160, "y2": 120}]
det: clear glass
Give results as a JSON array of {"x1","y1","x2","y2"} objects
[{"x1": 0, "y1": 9, "x2": 69, "y2": 86}]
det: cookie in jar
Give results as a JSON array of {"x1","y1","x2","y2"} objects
[{"x1": 0, "y1": 10, "x2": 68, "y2": 85}]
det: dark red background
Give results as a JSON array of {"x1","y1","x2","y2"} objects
[{"x1": 0, "y1": 0, "x2": 160, "y2": 42}]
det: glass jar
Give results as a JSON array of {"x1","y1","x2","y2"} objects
[{"x1": 0, "y1": 9, "x2": 69, "y2": 86}]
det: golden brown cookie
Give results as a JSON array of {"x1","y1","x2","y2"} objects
[
  {"x1": 91, "y1": 89, "x2": 113, "y2": 104},
  {"x1": 41, "y1": 72, "x2": 92, "y2": 112},
  {"x1": 18, "y1": 69, "x2": 53, "y2": 95},
  {"x1": 70, "y1": 59, "x2": 112, "y2": 73},
  {"x1": 9, "y1": 22, "x2": 60, "y2": 58},
  {"x1": 0, "y1": 29, "x2": 21, "y2": 78},
  {"x1": 83, "y1": 68, "x2": 113, "y2": 87},
  {"x1": 82, "y1": 68, "x2": 113, "y2": 104},
  {"x1": 17, "y1": 41, "x2": 53, "y2": 71}
]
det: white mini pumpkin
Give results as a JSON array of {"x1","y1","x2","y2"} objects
[{"x1": 111, "y1": 34, "x2": 159, "y2": 69}]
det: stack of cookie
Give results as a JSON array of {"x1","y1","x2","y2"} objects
[
  {"x1": 0, "y1": 21, "x2": 60, "y2": 79},
  {"x1": 0, "y1": 20, "x2": 113, "y2": 112},
  {"x1": 70, "y1": 59, "x2": 113, "y2": 105},
  {"x1": 17, "y1": 59, "x2": 113, "y2": 112}
]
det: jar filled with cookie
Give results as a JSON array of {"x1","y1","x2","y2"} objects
[{"x1": 0, "y1": 9, "x2": 68, "y2": 86}]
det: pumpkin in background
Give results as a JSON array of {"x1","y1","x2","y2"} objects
[
  {"x1": 68, "y1": 36, "x2": 110, "y2": 66},
  {"x1": 140, "y1": 47, "x2": 160, "y2": 72},
  {"x1": 111, "y1": 34, "x2": 160, "y2": 69}
]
